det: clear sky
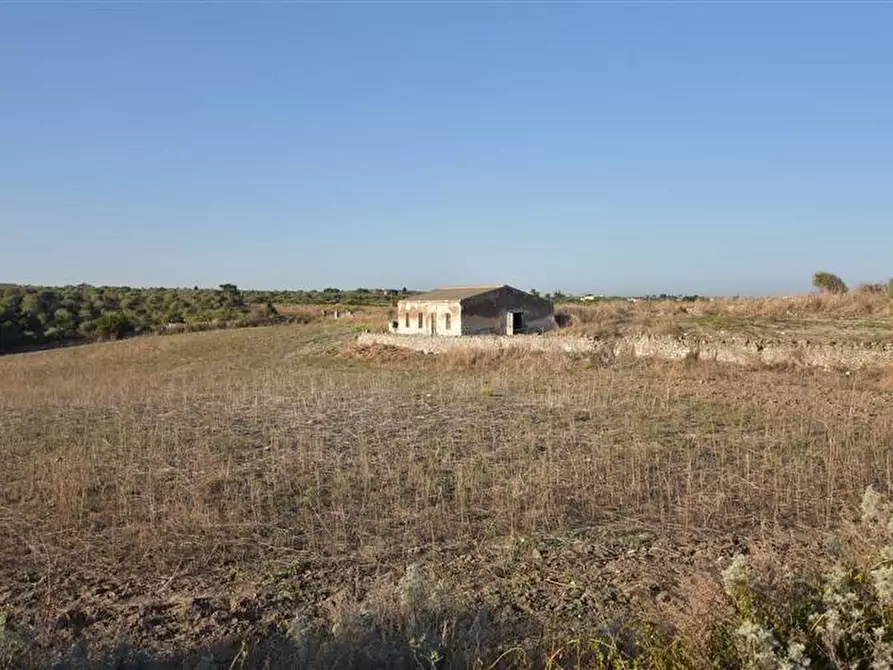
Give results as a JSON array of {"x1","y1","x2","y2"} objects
[{"x1": 2, "y1": 2, "x2": 891, "y2": 296}]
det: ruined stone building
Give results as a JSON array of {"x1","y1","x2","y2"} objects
[{"x1": 392, "y1": 285, "x2": 555, "y2": 337}]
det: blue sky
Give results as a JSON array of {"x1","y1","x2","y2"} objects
[{"x1": 2, "y1": 2, "x2": 891, "y2": 295}]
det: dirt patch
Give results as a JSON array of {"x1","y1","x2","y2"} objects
[{"x1": 338, "y1": 342, "x2": 429, "y2": 362}]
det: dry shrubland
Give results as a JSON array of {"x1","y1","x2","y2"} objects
[
  {"x1": 2, "y1": 320, "x2": 893, "y2": 667},
  {"x1": 558, "y1": 291, "x2": 893, "y2": 342}
]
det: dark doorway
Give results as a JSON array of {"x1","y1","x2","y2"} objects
[{"x1": 510, "y1": 312, "x2": 523, "y2": 334}]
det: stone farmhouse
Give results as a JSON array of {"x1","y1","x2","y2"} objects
[{"x1": 392, "y1": 285, "x2": 555, "y2": 337}]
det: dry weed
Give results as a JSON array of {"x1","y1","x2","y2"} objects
[
  {"x1": 558, "y1": 293, "x2": 893, "y2": 344},
  {"x1": 2, "y1": 323, "x2": 893, "y2": 665}
]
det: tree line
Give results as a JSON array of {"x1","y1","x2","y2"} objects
[{"x1": 0, "y1": 284, "x2": 406, "y2": 353}]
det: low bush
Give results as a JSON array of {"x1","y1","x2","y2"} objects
[
  {"x1": 813, "y1": 272, "x2": 848, "y2": 295},
  {"x1": 719, "y1": 486, "x2": 893, "y2": 668},
  {"x1": 0, "y1": 612, "x2": 26, "y2": 670},
  {"x1": 93, "y1": 312, "x2": 134, "y2": 340}
]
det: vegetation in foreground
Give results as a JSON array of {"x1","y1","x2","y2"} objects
[{"x1": 3, "y1": 319, "x2": 893, "y2": 667}]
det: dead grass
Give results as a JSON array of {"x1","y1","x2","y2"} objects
[
  {"x1": 2, "y1": 322, "x2": 893, "y2": 666},
  {"x1": 558, "y1": 293, "x2": 893, "y2": 343},
  {"x1": 274, "y1": 303, "x2": 391, "y2": 322}
]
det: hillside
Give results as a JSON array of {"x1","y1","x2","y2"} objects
[{"x1": 2, "y1": 321, "x2": 893, "y2": 667}]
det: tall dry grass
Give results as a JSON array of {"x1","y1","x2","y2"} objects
[
  {"x1": 2, "y1": 326, "x2": 891, "y2": 567},
  {"x1": 559, "y1": 291, "x2": 893, "y2": 340},
  {"x1": 2, "y1": 323, "x2": 893, "y2": 664}
]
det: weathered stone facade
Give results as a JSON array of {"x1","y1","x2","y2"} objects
[
  {"x1": 395, "y1": 299, "x2": 462, "y2": 337},
  {"x1": 395, "y1": 285, "x2": 555, "y2": 337}
]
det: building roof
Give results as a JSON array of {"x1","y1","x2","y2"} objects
[{"x1": 404, "y1": 285, "x2": 506, "y2": 302}]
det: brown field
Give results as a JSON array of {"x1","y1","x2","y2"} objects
[
  {"x1": 2, "y1": 305, "x2": 893, "y2": 668},
  {"x1": 557, "y1": 291, "x2": 893, "y2": 343}
]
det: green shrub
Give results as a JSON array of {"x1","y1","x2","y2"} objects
[
  {"x1": 813, "y1": 272, "x2": 848, "y2": 294},
  {"x1": 720, "y1": 486, "x2": 893, "y2": 668},
  {"x1": 0, "y1": 612, "x2": 25, "y2": 670},
  {"x1": 93, "y1": 312, "x2": 134, "y2": 340}
]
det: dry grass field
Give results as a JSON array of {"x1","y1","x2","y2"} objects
[
  {"x1": 2, "y1": 310, "x2": 893, "y2": 667},
  {"x1": 558, "y1": 291, "x2": 893, "y2": 343}
]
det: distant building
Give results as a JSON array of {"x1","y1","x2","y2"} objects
[{"x1": 392, "y1": 285, "x2": 555, "y2": 337}]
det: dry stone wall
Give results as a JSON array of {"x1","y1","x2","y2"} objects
[
  {"x1": 358, "y1": 333, "x2": 597, "y2": 355},
  {"x1": 357, "y1": 332, "x2": 893, "y2": 370}
]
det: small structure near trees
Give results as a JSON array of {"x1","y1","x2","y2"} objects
[{"x1": 392, "y1": 285, "x2": 555, "y2": 337}]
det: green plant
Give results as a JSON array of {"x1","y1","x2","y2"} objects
[
  {"x1": 408, "y1": 635, "x2": 443, "y2": 669},
  {"x1": 542, "y1": 627, "x2": 690, "y2": 670},
  {"x1": 0, "y1": 612, "x2": 25, "y2": 670},
  {"x1": 720, "y1": 487, "x2": 893, "y2": 668},
  {"x1": 93, "y1": 312, "x2": 134, "y2": 340},
  {"x1": 888, "y1": 278, "x2": 893, "y2": 299},
  {"x1": 813, "y1": 271, "x2": 848, "y2": 294}
]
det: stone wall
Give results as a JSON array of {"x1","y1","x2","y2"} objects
[
  {"x1": 358, "y1": 332, "x2": 596, "y2": 355},
  {"x1": 357, "y1": 332, "x2": 893, "y2": 370}
]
